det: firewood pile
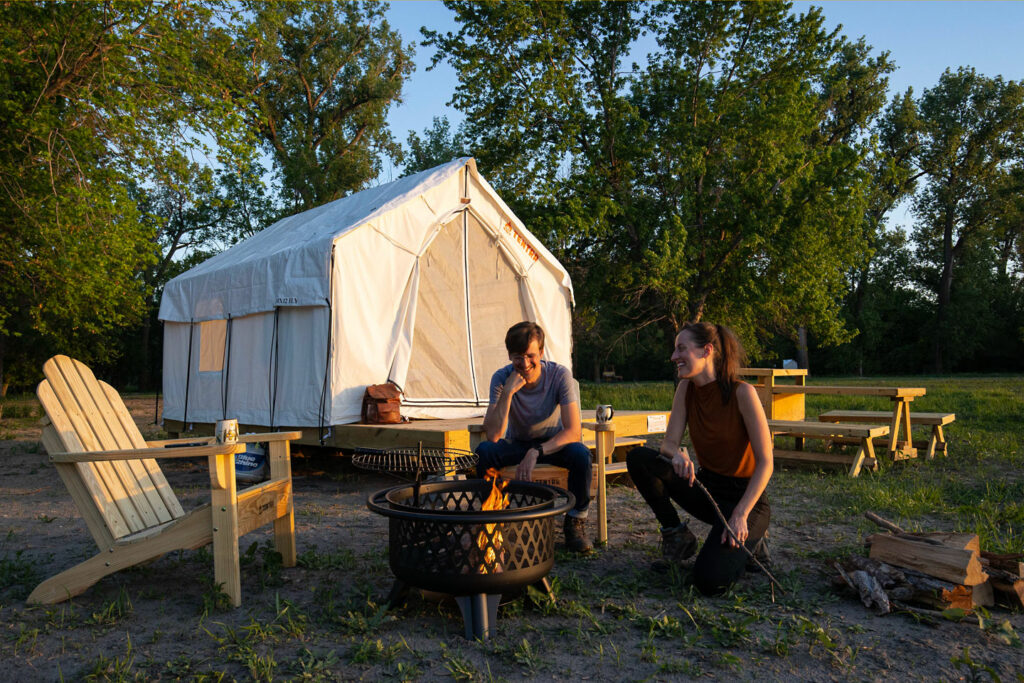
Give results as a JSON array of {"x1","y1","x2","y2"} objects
[{"x1": 834, "y1": 512, "x2": 1024, "y2": 615}]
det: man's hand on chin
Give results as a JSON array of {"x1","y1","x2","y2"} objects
[{"x1": 504, "y1": 371, "x2": 527, "y2": 396}]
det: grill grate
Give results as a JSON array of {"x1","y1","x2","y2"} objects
[{"x1": 352, "y1": 446, "x2": 477, "y2": 478}]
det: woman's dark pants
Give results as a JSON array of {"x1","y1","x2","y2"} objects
[{"x1": 626, "y1": 446, "x2": 770, "y2": 595}]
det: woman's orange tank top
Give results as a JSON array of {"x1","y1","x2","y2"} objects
[{"x1": 685, "y1": 379, "x2": 756, "y2": 478}]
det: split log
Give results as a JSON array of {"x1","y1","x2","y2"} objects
[
  {"x1": 972, "y1": 580, "x2": 995, "y2": 608},
  {"x1": 846, "y1": 556, "x2": 975, "y2": 610},
  {"x1": 987, "y1": 577, "x2": 1024, "y2": 609},
  {"x1": 833, "y1": 561, "x2": 890, "y2": 614},
  {"x1": 980, "y1": 551, "x2": 1024, "y2": 577},
  {"x1": 867, "y1": 533, "x2": 988, "y2": 586},
  {"x1": 914, "y1": 532, "x2": 980, "y2": 553},
  {"x1": 848, "y1": 555, "x2": 906, "y2": 587}
]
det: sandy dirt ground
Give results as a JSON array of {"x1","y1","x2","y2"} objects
[{"x1": 1, "y1": 397, "x2": 1022, "y2": 681}]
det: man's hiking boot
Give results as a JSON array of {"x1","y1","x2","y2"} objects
[
  {"x1": 563, "y1": 514, "x2": 593, "y2": 554},
  {"x1": 651, "y1": 523, "x2": 698, "y2": 573},
  {"x1": 745, "y1": 534, "x2": 771, "y2": 574}
]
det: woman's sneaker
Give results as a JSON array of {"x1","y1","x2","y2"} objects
[{"x1": 651, "y1": 523, "x2": 698, "y2": 573}]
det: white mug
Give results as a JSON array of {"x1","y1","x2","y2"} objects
[
  {"x1": 215, "y1": 419, "x2": 239, "y2": 444},
  {"x1": 596, "y1": 405, "x2": 614, "y2": 424}
]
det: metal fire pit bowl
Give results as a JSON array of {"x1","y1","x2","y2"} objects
[{"x1": 367, "y1": 479, "x2": 574, "y2": 639}]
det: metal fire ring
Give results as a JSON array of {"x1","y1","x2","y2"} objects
[{"x1": 366, "y1": 480, "x2": 575, "y2": 524}]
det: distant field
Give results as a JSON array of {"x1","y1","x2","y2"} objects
[{"x1": 582, "y1": 375, "x2": 1024, "y2": 553}]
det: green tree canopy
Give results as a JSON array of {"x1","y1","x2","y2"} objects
[
  {"x1": 240, "y1": 1, "x2": 414, "y2": 211},
  {"x1": 427, "y1": 1, "x2": 893, "y2": 370},
  {"x1": 909, "y1": 67, "x2": 1024, "y2": 371},
  {"x1": 0, "y1": 1, "x2": 251, "y2": 388}
]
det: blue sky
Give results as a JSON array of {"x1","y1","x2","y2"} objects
[{"x1": 382, "y1": 2, "x2": 1024, "y2": 229}]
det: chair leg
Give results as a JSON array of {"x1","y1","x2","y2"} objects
[
  {"x1": 210, "y1": 453, "x2": 241, "y2": 607},
  {"x1": 269, "y1": 441, "x2": 297, "y2": 567},
  {"x1": 28, "y1": 548, "x2": 142, "y2": 605},
  {"x1": 28, "y1": 509, "x2": 214, "y2": 605}
]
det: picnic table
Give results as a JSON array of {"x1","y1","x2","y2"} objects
[{"x1": 770, "y1": 384, "x2": 926, "y2": 460}]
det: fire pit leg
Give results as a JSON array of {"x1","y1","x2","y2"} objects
[
  {"x1": 385, "y1": 580, "x2": 411, "y2": 609},
  {"x1": 528, "y1": 577, "x2": 556, "y2": 607},
  {"x1": 454, "y1": 593, "x2": 500, "y2": 640}
]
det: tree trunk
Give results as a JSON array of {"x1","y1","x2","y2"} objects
[
  {"x1": 934, "y1": 214, "x2": 956, "y2": 373},
  {"x1": 797, "y1": 326, "x2": 809, "y2": 371},
  {"x1": 0, "y1": 334, "x2": 6, "y2": 397},
  {"x1": 140, "y1": 315, "x2": 152, "y2": 391}
]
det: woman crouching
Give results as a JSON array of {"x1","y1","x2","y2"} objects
[{"x1": 626, "y1": 322, "x2": 773, "y2": 595}]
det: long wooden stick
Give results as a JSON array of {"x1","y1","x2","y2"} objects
[{"x1": 658, "y1": 454, "x2": 785, "y2": 594}]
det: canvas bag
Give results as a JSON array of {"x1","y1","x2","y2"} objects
[{"x1": 361, "y1": 382, "x2": 404, "y2": 424}]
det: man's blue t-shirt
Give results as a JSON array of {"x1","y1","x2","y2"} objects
[{"x1": 489, "y1": 360, "x2": 579, "y2": 441}]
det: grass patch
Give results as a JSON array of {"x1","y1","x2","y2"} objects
[{"x1": 1, "y1": 531, "x2": 44, "y2": 601}]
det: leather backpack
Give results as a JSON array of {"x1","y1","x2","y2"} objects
[{"x1": 361, "y1": 382, "x2": 404, "y2": 424}]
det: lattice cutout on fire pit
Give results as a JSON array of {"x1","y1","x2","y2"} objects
[
  {"x1": 386, "y1": 484, "x2": 556, "y2": 585},
  {"x1": 389, "y1": 516, "x2": 554, "y2": 576}
]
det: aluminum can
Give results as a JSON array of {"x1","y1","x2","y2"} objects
[{"x1": 215, "y1": 418, "x2": 239, "y2": 444}]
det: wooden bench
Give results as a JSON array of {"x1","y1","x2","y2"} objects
[
  {"x1": 817, "y1": 410, "x2": 954, "y2": 459},
  {"x1": 767, "y1": 419, "x2": 890, "y2": 477}
]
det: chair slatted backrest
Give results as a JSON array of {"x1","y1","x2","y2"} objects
[{"x1": 37, "y1": 356, "x2": 185, "y2": 547}]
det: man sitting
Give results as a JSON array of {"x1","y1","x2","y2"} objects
[{"x1": 475, "y1": 321, "x2": 593, "y2": 553}]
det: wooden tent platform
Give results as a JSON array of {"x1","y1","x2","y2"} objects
[{"x1": 164, "y1": 410, "x2": 670, "y2": 454}]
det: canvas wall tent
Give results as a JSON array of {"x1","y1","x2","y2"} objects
[{"x1": 158, "y1": 158, "x2": 575, "y2": 431}]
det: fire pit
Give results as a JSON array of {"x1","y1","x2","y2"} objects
[{"x1": 367, "y1": 474, "x2": 574, "y2": 639}]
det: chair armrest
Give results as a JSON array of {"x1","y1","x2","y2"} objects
[
  {"x1": 50, "y1": 443, "x2": 245, "y2": 463},
  {"x1": 146, "y1": 431, "x2": 301, "y2": 448},
  {"x1": 147, "y1": 436, "x2": 215, "y2": 447},
  {"x1": 238, "y1": 431, "x2": 302, "y2": 443}
]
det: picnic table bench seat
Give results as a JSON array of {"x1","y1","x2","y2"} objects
[
  {"x1": 817, "y1": 410, "x2": 954, "y2": 459},
  {"x1": 767, "y1": 419, "x2": 890, "y2": 477}
]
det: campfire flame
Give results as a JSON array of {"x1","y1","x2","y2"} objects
[{"x1": 478, "y1": 467, "x2": 509, "y2": 573}]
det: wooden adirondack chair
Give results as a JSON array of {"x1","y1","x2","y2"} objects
[{"x1": 29, "y1": 355, "x2": 300, "y2": 607}]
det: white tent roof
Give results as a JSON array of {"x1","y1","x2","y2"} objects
[{"x1": 159, "y1": 158, "x2": 573, "y2": 323}]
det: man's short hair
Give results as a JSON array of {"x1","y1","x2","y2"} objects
[{"x1": 505, "y1": 321, "x2": 545, "y2": 354}]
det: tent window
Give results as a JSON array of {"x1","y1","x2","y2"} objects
[{"x1": 199, "y1": 319, "x2": 226, "y2": 373}]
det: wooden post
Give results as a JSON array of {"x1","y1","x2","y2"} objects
[
  {"x1": 209, "y1": 452, "x2": 241, "y2": 607},
  {"x1": 594, "y1": 423, "x2": 615, "y2": 545},
  {"x1": 268, "y1": 440, "x2": 296, "y2": 567}
]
